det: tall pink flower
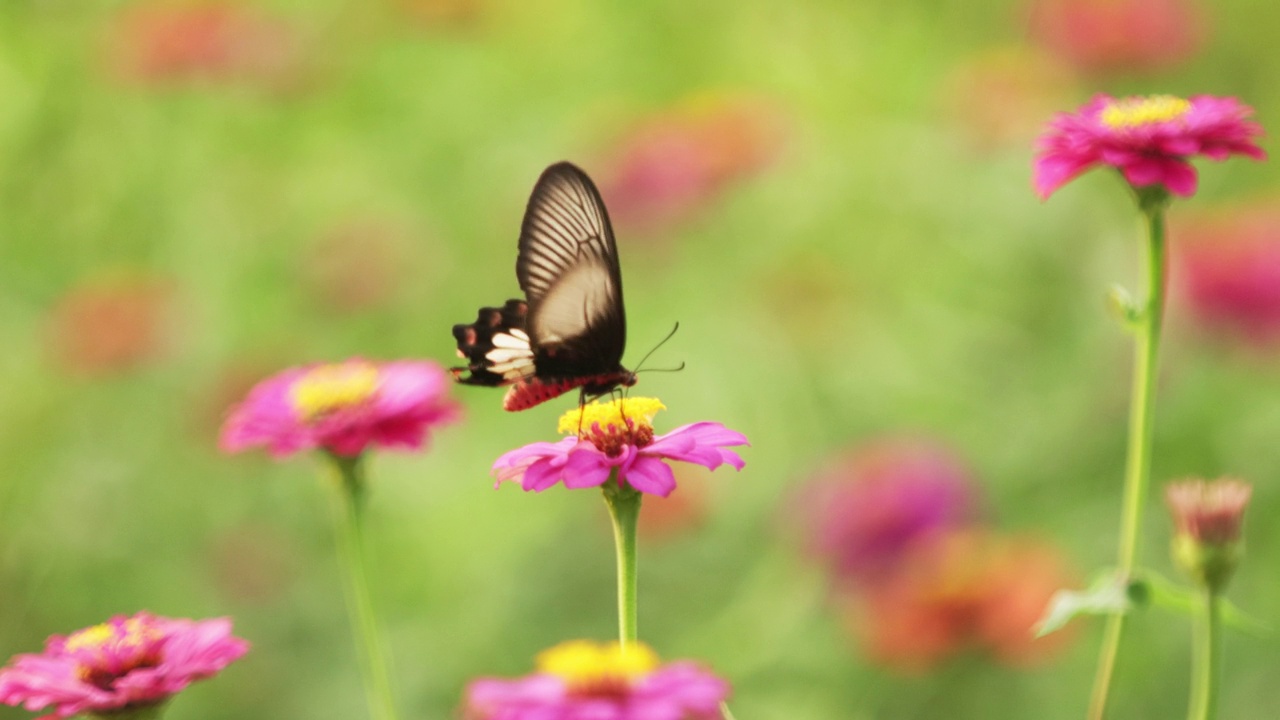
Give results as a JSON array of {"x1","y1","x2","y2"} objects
[
  {"x1": 463, "y1": 640, "x2": 729, "y2": 720},
  {"x1": 0, "y1": 612, "x2": 248, "y2": 720},
  {"x1": 491, "y1": 398, "x2": 747, "y2": 498},
  {"x1": 1034, "y1": 94, "x2": 1265, "y2": 200},
  {"x1": 219, "y1": 358, "x2": 461, "y2": 458}
]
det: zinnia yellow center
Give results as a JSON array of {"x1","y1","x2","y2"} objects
[
  {"x1": 291, "y1": 363, "x2": 380, "y2": 420},
  {"x1": 1100, "y1": 95, "x2": 1192, "y2": 129},
  {"x1": 558, "y1": 397, "x2": 665, "y2": 455},
  {"x1": 536, "y1": 640, "x2": 660, "y2": 696}
]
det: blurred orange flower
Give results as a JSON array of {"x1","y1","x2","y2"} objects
[
  {"x1": 304, "y1": 219, "x2": 415, "y2": 314},
  {"x1": 107, "y1": 4, "x2": 303, "y2": 87},
  {"x1": 1026, "y1": 0, "x2": 1205, "y2": 75},
  {"x1": 849, "y1": 530, "x2": 1076, "y2": 673},
  {"x1": 941, "y1": 46, "x2": 1075, "y2": 152},
  {"x1": 46, "y1": 274, "x2": 172, "y2": 376}
]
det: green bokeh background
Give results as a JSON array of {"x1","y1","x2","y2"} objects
[{"x1": 1, "y1": 1, "x2": 1277, "y2": 718}]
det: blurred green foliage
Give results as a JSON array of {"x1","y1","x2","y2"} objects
[{"x1": 1, "y1": 0, "x2": 1277, "y2": 718}]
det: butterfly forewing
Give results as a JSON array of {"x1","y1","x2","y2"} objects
[{"x1": 517, "y1": 162, "x2": 626, "y2": 376}]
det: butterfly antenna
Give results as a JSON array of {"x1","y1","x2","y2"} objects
[
  {"x1": 632, "y1": 322, "x2": 681, "y2": 374},
  {"x1": 637, "y1": 361, "x2": 686, "y2": 374}
]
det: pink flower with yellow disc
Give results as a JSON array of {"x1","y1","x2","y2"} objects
[
  {"x1": 491, "y1": 397, "x2": 748, "y2": 497},
  {"x1": 463, "y1": 640, "x2": 729, "y2": 720},
  {"x1": 219, "y1": 358, "x2": 461, "y2": 458},
  {"x1": 1034, "y1": 94, "x2": 1265, "y2": 199},
  {"x1": 0, "y1": 612, "x2": 248, "y2": 719}
]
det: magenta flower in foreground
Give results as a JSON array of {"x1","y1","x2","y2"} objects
[
  {"x1": 0, "y1": 612, "x2": 248, "y2": 720},
  {"x1": 220, "y1": 358, "x2": 461, "y2": 458},
  {"x1": 491, "y1": 398, "x2": 747, "y2": 498},
  {"x1": 1034, "y1": 94, "x2": 1265, "y2": 200},
  {"x1": 463, "y1": 640, "x2": 729, "y2": 720}
]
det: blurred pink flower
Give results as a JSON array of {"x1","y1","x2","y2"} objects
[
  {"x1": 802, "y1": 438, "x2": 979, "y2": 587},
  {"x1": 107, "y1": 4, "x2": 302, "y2": 87},
  {"x1": 220, "y1": 358, "x2": 461, "y2": 458},
  {"x1": 849, "y1": 530, "x2": 1076, "y2": 673},
  {"x1": 46, "y1": 274, "x2": 172, "y2": 377},
  {"x1": 1034, "y1": 94, "x2": 1265, "y2": 200},
  {"x1": 0, "y1": 612, "x2": 248, "y2": 719},
  {"x1": 601, "y1": 96, "x2": 785, "y2": 234},
  {"x1": 492, "y1": 398, "x2": 747, "y2": 498},
  {"x1": 1027, "y1": 0, "x2": 1204, "y2": 75},
  {"x1": 463, "y1": 640, "x2": 729, "y2": 720},
  {"x1": 1175, "y1": 202, "x2": 1280, "y2": 345}
]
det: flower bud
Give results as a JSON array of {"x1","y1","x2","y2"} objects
[{"x1": 1164, "y1": 478, "x2": 1252, "y2": 593}]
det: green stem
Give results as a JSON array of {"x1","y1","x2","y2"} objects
[
  {"x1": 329, "y1": 454, "x2": 400, "y2": 720},
  {"x1": 1189, "y1": 591, "x2": 1222, "y2": 720},
  {"x1": 720, "y1": 701, "x2": 738, "y2": 720},
  {"x1": 603, "y1": 476, "x2": 642, "y2": 646},
  {"x1": 1088, "y1": 202, "x2": 1167, "y2": 720}
]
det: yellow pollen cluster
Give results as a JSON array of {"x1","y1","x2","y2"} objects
[
  {"x1": 536, "y1": 640, "x2": 660, "y2": 694},
  {"x1": 64, "y1": 623, "x2": 119, "y2": 653},
  {"x1": 558, "y1": 397, "x2": 665, "y2": 437},
  {"x1": 291, "y1": 362, "x2": 380, "y2": 420},
  {"x1": 1100, "y1": 95, "x2": 1192, "y2": 129}
]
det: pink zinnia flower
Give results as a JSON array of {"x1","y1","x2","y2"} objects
[
  {"x1": 491, "y1": 398, "x2": 747, "y2": 498},
  {"x1": 1034, "y1": 94, "x2": 1265, "y2": 200},
  {"x1": 463, "y1": 640, "x2": 729, "y2": 720},
  {"x1": 219, "y1": 358, "x2": 461, "y2": 458},
  {"x1": 801, "y1": 438, "x2": 980, "y2": 587},
  {"x1": 0, "y1": 612, "x2": 248, "y2": 720}
]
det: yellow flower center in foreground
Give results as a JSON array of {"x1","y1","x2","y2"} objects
[
  {"x1": 558, "y1": 397, "x2": 665, "y2": 455},
  {"x1": 291, "y1": 362, "x2": 380, "y2": 421},
  {"x1": 1100, "y1": 95, "x2": 1192, "y2": 129},
  {"x1": 537, "y1": 640, "x2": 660, "y2": 696}
]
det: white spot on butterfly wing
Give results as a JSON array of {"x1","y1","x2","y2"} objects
[
  {"x1": 491, "y1": 332, "x2": 530, "y2": 350},
  {"x1": 532, "y1": 256, "x2": 616, "y2": 345}
]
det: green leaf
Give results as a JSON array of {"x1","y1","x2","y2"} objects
[
  {"x1": 1135, "y1": 572, "x2": 1271, "y2": 636},
  {"x1": 1035, "y1": 572, "x2": 1131, "y2": 638}
]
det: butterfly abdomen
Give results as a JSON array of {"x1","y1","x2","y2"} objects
[{"x1": 503, "y1": 371, "x2": 636, "y2": 412}]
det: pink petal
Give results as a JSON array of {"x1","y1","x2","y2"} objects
[{"x1": 623, "y1": 456, "x2": 678, "y2": 497}]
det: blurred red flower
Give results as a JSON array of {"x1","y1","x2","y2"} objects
[
  {"x1": 1174, "y1": 201, "x2": 1280, "y2": 346},
  {"x1": 107, "y1": 4, "x2": 302, "y2": 87},
  {"x1": 849, "y1": 530, "x2": 1076, "y2": 673},
  {"x1": 46, "y1": 274, "x2": 172, "y2": 376},
  {"x1": 601, "y1": 96, "x2": 786, "y2": 234},
  {"x1": 1026, "y1": 0, "x2": 1205, "y2": 75}
]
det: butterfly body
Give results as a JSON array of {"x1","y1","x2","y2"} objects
[{"x1": 451, "y1": 162, "x2": 635, "y2": 411}]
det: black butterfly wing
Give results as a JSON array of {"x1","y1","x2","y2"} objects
[{"x1": 516, "y1": 161, "x2": 626, "y2": 377}]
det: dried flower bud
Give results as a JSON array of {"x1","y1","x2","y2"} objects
[{"x1": 1165, "y1": 478, "x2": 1252, "y2": 592}]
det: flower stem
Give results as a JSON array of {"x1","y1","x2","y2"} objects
[
  {"x1": 720, "y1": 701, "x2": 738, "y2": 720},
  {"x1": 1189, "y1": 590, "x2": 1222, "y2": 720},
  {"x1": 603, "y1": 477, "x2": 642, "y2": 647},
  {"x1": 1089, "y1": 202, "x2": 1167, "y2": 720},
  {"x1": 329, "y1": 454, "x2": 400, "y2": 720}
]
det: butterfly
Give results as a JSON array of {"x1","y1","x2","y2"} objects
[{"x1": 451, "y1": 161, "x2": 636, "y2": 411}]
